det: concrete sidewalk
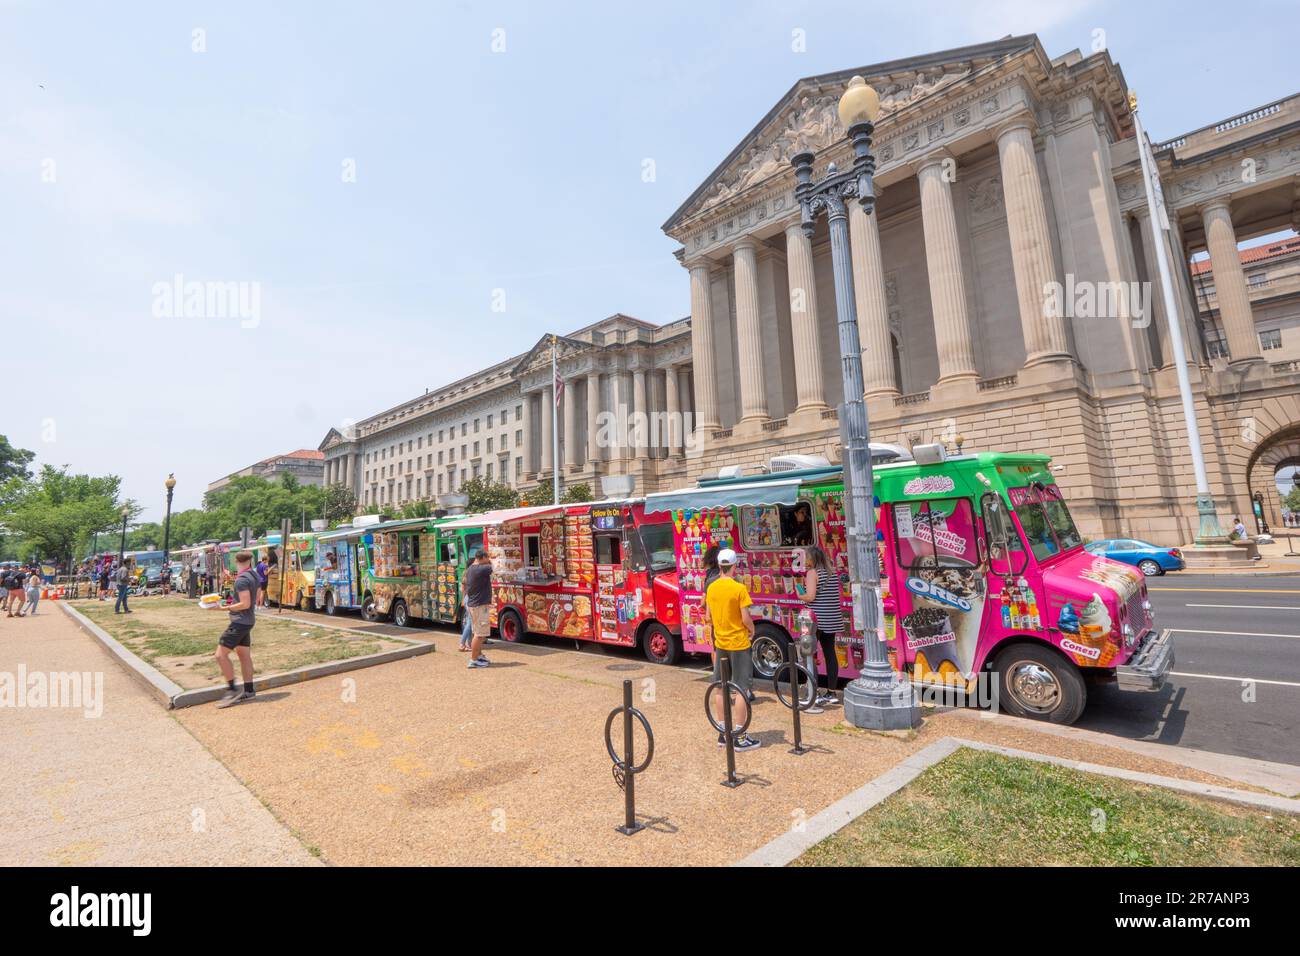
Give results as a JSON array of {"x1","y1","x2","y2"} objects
[{"x1": 0, "y1": 606, "x2": 319, "y2": 866}]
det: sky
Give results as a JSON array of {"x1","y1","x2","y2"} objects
[{"x1": 3, "y1": 0, "x2": 1298, "y2": 521}]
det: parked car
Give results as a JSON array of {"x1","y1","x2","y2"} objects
[{"x1": 1084, "y1": 539, "x2": 1185, "y2": 576}]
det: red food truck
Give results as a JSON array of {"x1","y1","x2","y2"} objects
[{"x1": 464, "y1": 501, "x2": 684, "y2": 663}]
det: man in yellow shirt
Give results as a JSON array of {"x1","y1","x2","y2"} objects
[{"x1": 705, "y1": 549, "x2": 760, "y2": 751}]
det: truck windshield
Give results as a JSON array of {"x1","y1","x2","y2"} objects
[
  {"x1": 638, "y1": 522, "x2": 677, "y2": 570},
  {"x1": 1011, "y1": 484, "x2": 1083, "y2": 562}
]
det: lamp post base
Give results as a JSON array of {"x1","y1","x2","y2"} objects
[
  {"x1": 1192, "y1": 492, "x2": 1231, "y2": 546},
  {"x1": 842, "y1": 665, "x2": 920, "y2": 731}
]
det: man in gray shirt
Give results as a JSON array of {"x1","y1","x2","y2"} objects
[
  {"x1": 215, "y1": 550, "x2": 259, "y2": 708},
  {"x1": 113, "y1": 561, "x2": 132, "y2": 614}
]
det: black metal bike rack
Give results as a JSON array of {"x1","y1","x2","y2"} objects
[
  {"x1": 705, "y1": 656, "x2": 752, "y2": 788},
  {"x1": 774, "y1": 642, "x2": 817, "y2": 755},
  {"x1": 604, "y1": 679, "x2": 654, "y2": 835}
]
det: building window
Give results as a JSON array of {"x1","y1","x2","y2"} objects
[
  {"x1": 438, "y1": 451, "x2": 444, "y2": 465},
  {"x1": 474, "y1": 418, "x2": 481, "y2": 433},
  {"x1": 473, "y1": 441, "x2": 480, "y2": 457},
  {"x1": 437, "y1": 474, "x2": 444, "y2": 494},
  {"x1": 461, "y1": 444, "x2": 467, "y2": 459},
  {"x1": 515, "y1": 404, "x2": 522, "y2": 419},
  {"x1": 501, "y1": 433, "x2": 509, "y2": 450},
  {"x1": 516, "y1": 455, "x2": 523, "y2": 477},
  {"x1": 515, "y1": 429, "x2": 523, "y2": 447},
  {"x1": 461, "y1": 423, "x2": 467, "y2": 437},
  {"x1": 487, "y1": 437, "x2": 494, "y2": 453},
  {"x1": 486, "y1": 462, "x2": 493, "y2": 480},
  {"x1": 438, "y1": 429, "x2": 443, "y2": 442},
  {"x1": 1206, "y1": 332, "x2": 1230, "y2": 359},
  {"x1": 1247, "y1": 271, "x2": 1268, "y2": 289},
  {"x1": 1260, "y1": 329, "x2": 1282, "y2": 351}
]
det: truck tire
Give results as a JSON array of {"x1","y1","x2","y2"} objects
[
  {"x1": 750, "y1": 622, "x2": 792, "y2": 682},
  {"x1": 324, "y1": 591, "x2": 337, "y2": 616},
  {"x1": 994, "y1": 643, "x2": 1086, "y2": 724},
  {"x1": 391, "y1": 600, "x2": 409, "y2": 628},
  {"x1": 361, "y1": 593, "x2": 379, "y2": 623},
  {"x1": 498, "y1": 607, "x2": 526, "y2": 643},
  {"x1": 641, "y1": 622, "x2": 681, "y2": 666}
]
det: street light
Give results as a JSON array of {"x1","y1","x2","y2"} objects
[
  {"x1": 163, "y1": 474, "x2": 176, "y2": 565},
  {"x1": 791, "y1": 76, "x2": 918, "y2": 730},
  {"x1": 117, "y1": 505, "x2": 130, "y2": 562}
]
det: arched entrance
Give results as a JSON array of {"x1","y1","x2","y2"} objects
[{"x1": 1245, "y1": 423, "x2": 1300, "y2": 531}]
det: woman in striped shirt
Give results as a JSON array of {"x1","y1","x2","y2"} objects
[{"x1": 801, "y1": 547, "x2": 843, "y2": 707}]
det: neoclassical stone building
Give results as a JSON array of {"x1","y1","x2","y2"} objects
[
  {"x1": 320, "y1": 34, "x2": 1300, "y2": 542},
  {"x1": 661, "y1": 35, "x2": 1300, "y2": 541}
]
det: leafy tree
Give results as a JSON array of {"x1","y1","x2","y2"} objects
[
  {"x1": 323, "y1": 483, "x2": 357, "y2": 526},
  {"x1": 200, "y1": 474, "x2": 327, "y2": 541},
  {"x1": 1284, "y1": 486, "x2": 1300, "y2": 514},
  {"x1": 4, "y1": 465, "x2": 130, "y2": 566},
  {"x1": 397, "y1": 499, "x2": 433, "y2": 519},
  {"x1": 0, "y1": 435, "x2": 34, "y2": 483},
  {"x1": 459, "y1": 476, "x2": 518, "y2": 513},
  {"x1": 560, "y1": 482, "x2": 594, "y2": 504}
]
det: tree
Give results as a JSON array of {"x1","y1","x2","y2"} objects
[
  {"x1": 4, "y1": 465, "x2": 129, "y2": 566},
  {"x1": 397, "y1": 499, "x2": 433, "y2": 519},
  {"x1": 0, "y1": 435, "x2": 34, "y2": 484},
  {"x1": 560, "y1": 482, "x2": 594, "y2": 504},
  {"x1": 323, "y1": 483, "x2": 357, "y2": 526},
  {"x1": 1284, "y1": 486, "x2": 1300, "y2": 514},
  {"x1": 459, "y1": 476, "x2": 518, "y2": 513}
]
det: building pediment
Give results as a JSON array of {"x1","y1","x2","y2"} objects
[
  {"x1": 663, "y1": 36, "x2": 1042, "y2": 236},
  {"x1": 511, "y1": 334, "x2": 590, "y2": 378}
]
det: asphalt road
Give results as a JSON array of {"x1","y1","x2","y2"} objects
[{"x1": 1075, "y1": 572, "x2": 1300, "y2": 765}]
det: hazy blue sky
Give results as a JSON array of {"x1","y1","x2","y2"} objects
[{"x1": 4, "y1": 0, "x2": 1297, "y2": 520}]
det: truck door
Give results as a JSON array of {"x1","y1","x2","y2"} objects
[{"x1": 594, "y1": 532, "x2": 624, "y2": 643}]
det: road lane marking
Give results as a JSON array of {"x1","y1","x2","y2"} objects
[
  {"x1": 1150, "y1": 587, "x2": 1300, "y2": 593},
  {"x1": 1170, "y1": 671, "x2": 1300, "y2": 689},
  {"x1": 1184, "y1": 603, "x2": 1300, "y2": 610},
  {"x1": 1170, "y1": 628, "x2": 1300, "y2": 639}
]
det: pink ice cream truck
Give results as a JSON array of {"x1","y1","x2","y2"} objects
[{"x1": 645, "y1": 451, "x2": 1173, "y2": 724}]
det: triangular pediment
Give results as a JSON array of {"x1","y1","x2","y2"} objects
[
  {"x1": 511, "y1": 334, "x2": 590, "y2": 377},
  {"x1": 663, "y1": 35, "x2": 1040, "y2": 233}
]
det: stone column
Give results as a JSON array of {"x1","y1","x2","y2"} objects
[
  {"x1": 687, "y1": 261, "x2": 721, "y2": 430},
  {"x1": 783, "y1": 222, "x2": 827, "y2": 412},
  {"x1": 632, "y1": 369, "x2": 647, "y2": 455},
  {"x1": 540, "y1": 385, "x2": 554, "y2": 473},
  {"x1": 521, "y1": 392, "x2": 534, "y2": 475},
  {"x1": 344, "y1": 454, "x2": 354, "y2": 490},
  {"x1": 849, "y1": 197, "x2": 898, "y2": 397},
  {"x1": 995, "y1": 120, "x2": 1071, "y2": 366},
  {"x1": 732, "y1": 237, "x2": 770, "y2": 423},
  {"x1": 1133, "y1": 206, "x2": 1171, "y2": 367},
  {"x1": 917, "y1": 152, "x2": 979, "y2": 386},
  {"x1": 664, "y1": 365, "x2": 681, "y2": 457},
  {"x1": 586, "y1": 371, "x2": 602, "y2": 467},
  {"x1": 1200, "y1": 199, "x2": 1263, "y2": 366},
  {"x1": 562, "y1": 378, "x2": 578, "y2": 468}
]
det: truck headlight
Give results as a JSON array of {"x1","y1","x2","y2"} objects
[{"x1": 1122, "y1": 622, "x2": 1136, "y2": 648}]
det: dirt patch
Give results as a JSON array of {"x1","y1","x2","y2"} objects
[{"x1": 72, "y1": 597, "x2": 408, "y2": 689}]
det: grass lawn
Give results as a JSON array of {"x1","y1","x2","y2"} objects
[
  {"x1": 794, "y1": 748, "x2": 1300, "y2": 867},
  {"x1": 73, "y1": 597, "x2": 409, "y2": 689}
]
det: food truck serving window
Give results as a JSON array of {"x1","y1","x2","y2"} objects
[
  {"x1": 894, "y1": 498, "x2": 979, "y2": 569},
  {"x1": 638, "y1": 522, "x2": 676, "y2": 570},
  {"x1": 1009, "y1": 483, "x2": 1083, "y2": 562},
  {"x1": 740, "y1": 501, "x2": 815, "y2": 550}
]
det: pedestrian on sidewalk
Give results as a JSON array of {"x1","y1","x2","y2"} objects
[
  {"x1": 114, "y1": 561, "x2": 132, "y2": 613},
  {"x1": 462, "y1": 549, "x2": 494, "y2": 668},
  {"x1": 25, "y1": 568, "x2": 42, "y2": 616},
  {"x1": 458, "y1": 591, "x2": 473, "y2": 652},
  {"x1": 4, "y1": 567, "x2": 25, "y2": 617},
  {"x1": 801, "y1": 546, "x2": 842, "y2": 708},
  {"x1": 704, "y1": 548, "x2": 760, "y2": 751},
  {"x1": 254, "y1": 554, "x2": 268, "y2": 607},
  {"x1": 215, "y1": 550, "x2": 259, "y2": 708}
]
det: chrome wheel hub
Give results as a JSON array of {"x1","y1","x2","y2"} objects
[{"x1": 1008, "y1": 662, "x2": 1060, "y2": 714}]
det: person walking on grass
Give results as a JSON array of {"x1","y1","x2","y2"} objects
[
  {"x1": 113, "y1": 561, "x2": 132, "y2": 614},
  {"x1": 98, "y1": 562, "x2": 111, "y2": 601},
  {"x1": 215, "y1": 550, "x2": 259, "y2": 708},
  {"x1": 801, "y1": 546, "x2": 843, "y2": 708},
  {"x1": 462, "y1": 548, "x2": 494, "y2": 668},
  {"x1": 704, "y1": 548, "x2": 761, "y2": 752}
]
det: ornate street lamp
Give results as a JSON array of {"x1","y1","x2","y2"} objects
[
  {"x1": 117, "y1": 505, "x2": 130, "y2": 562},
  {"x1": 163, "y1": 474, "x2": 176, "y2": 564},
  {"x1": 791, "y1": 76, "x2": 918, "y2": 730}
]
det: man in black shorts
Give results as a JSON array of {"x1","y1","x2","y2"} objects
[{"x1": 215, "y1": 550, "x2": 259, "y2": 708}]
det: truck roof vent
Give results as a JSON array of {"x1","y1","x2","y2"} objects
[{"x1": 768, "y1": 454, "x2": 831, "y2": 473}]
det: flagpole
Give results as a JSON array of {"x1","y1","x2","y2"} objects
[
  {"x1": 551, "y1": 335, "x2": 560, "y2": 506},
  {"x1": 1130, "y1": 90, "x2": 1228, "y2": 544}
]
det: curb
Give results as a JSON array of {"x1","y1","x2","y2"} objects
[
  {"x1": 59, "y1": 601, "x2": 434, "y2": 709},
  {"x1": 734, "y1": 736, "x2": 1300, "y2": 867}
]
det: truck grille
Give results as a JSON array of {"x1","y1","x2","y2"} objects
[{"x1": 1125, "y1": 587, "x2": 1149, "y2": 633}]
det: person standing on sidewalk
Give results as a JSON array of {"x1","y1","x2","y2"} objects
[
  {"x1": 114, "y1": 561, "x2": 132, "y2": 614},
  {"x1": 462, "y1": 549, "x2": 494, "y2": 669},
  {"x1": 801, "y1": 546, "x2": 843, "y2": 708},
  {"x1": 25, "y1": 567, "x2": 42, "y2": 617},
  {"x1": 704, "y1": 548, "x2": 760, "y2": 751},
  {"x1": 4, "y1": 567, "x2": 24, "y2": 617},
  {"x1": 215, "y1": 550, "x2": 259, "y2": 708}
]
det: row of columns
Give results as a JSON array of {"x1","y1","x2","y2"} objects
[
  {"x1": 687, "y1": 114, "x2": 1074, "y2": 424},
  {"x1": 525, "y1": 365, "x2": 695, "y2": 475},
  {"x1": 325, "y1": 454, "x2": 355, "y2": 489}
]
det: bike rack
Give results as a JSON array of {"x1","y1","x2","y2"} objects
[
  {"x1": 604, "y1": 679, "x2": 654, "y2": 835},
  {"x1": 1286, "y1": 535, "x2": 1300, "y2": 558},
  {"x1": 705, "y1": 656, "x2": 752, "y2": 788},
  {"x1": 774, "y1": 642, "x2": 817, "y2": 756}
]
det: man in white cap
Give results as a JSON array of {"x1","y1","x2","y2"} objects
[{"x1": 705, "y1": 548, "x2": 760, "y2": 751}]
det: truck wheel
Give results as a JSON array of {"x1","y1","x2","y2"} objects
[
  {"x1": 641, "y1": 622, "x2": 681, "y2": 666},
  {"x1": 994, "y1": 644, "x2": 1086, "y2": 724},
  {"x1": 361, "y1": 594, "x2": 379, "y2": 623},
  {"x1": 498, "y1": 607, "x2": 525, "y2": 643},
  {"x1": 750, "y1": 623, "x2": 792, "y2": 682},
  {"x1": 297, "y1": 593, "x2": 309, "y2": 613},
  {"x1": 324, "y1": 591, "x2": 336, "y2": 616},
  {"x1": 1137, "y1": 559, "x2": 1162, "y2": 577},
  {"x1": 392, "y1": 600, "x2": 409, "y2": 628}
]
